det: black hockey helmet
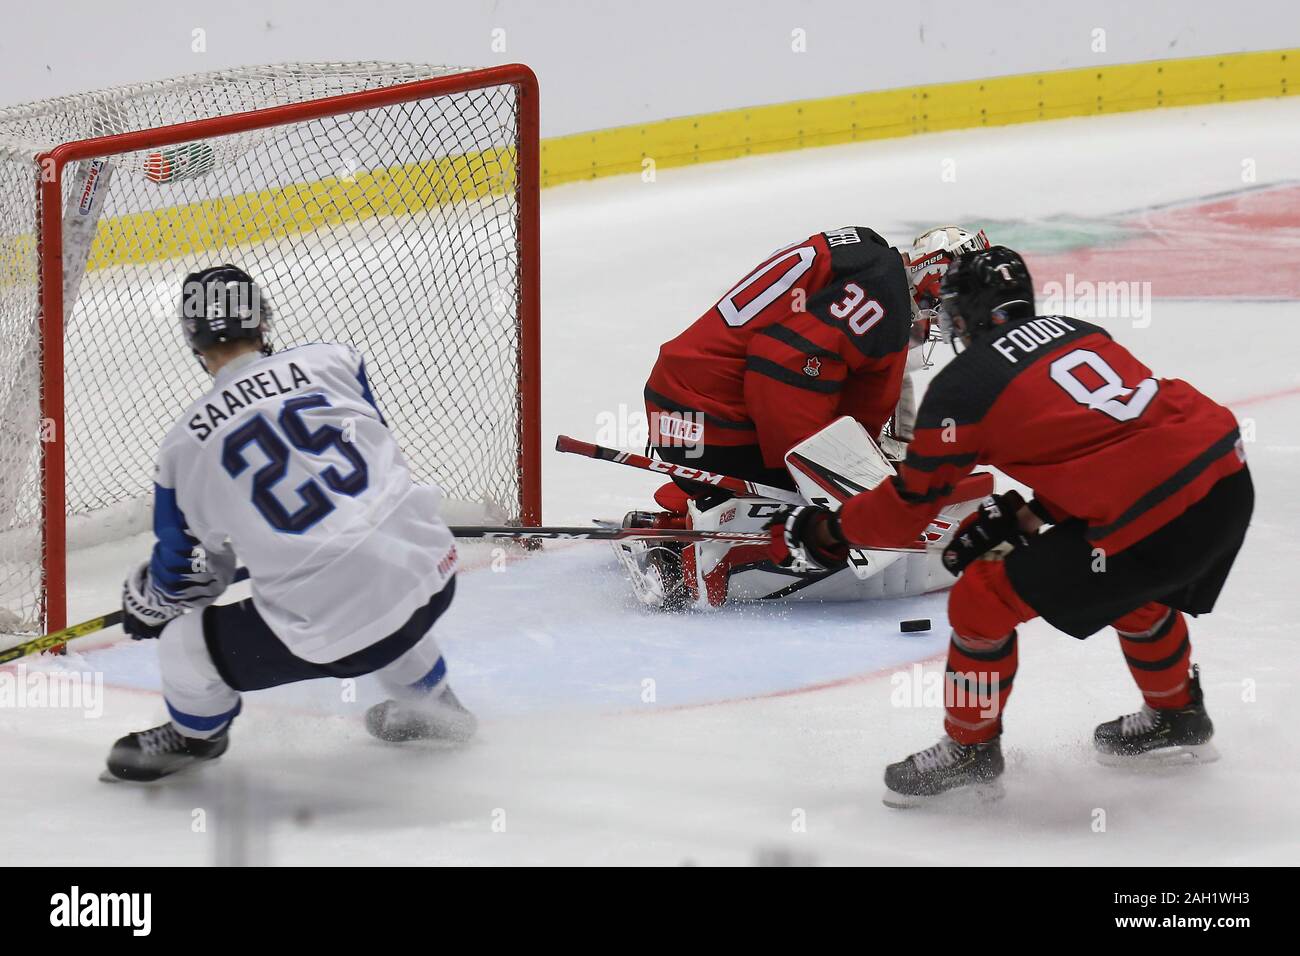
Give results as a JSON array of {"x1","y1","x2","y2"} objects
[
  {"x1": 938, "y1": 246, "x2": 1035, "y2": 345},
  {"x1": 177, "y1": 264, "x2": 273, "y2": 366}
]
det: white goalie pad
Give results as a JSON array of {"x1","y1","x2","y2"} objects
[
  {"x1": 612, "y1": 534, "x2": 677, "y2": 608},
  {"x1": 611, "y1": 415, "x2": 991, "y2": 608},
  {"x1": 784, "y1": 416, "x2": 901, "y2": 581},
  {"x1": 610, "y1": 489, "x2": 983, "y2": 609},
  {"x1": 724, "y1": 494, "x2": 979, "y2": 603}
]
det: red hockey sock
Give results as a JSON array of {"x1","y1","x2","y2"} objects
[
  {"x1": 1113, "y1": 604, "x2": 1193, "y2": 709},
  {"x1": 943, "y1": 630, "x2": 1018, "y2": 744},
  {"x1": 943, "y1": 560, "x2": 1037, "y2": 744}
]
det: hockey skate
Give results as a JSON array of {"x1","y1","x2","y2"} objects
[
  {"x1": 365, "y1": 685, "x2": 478, "y2": 744},
  {"x1": 102, "y1": 723, "x2": 229, "y2": 783},
  {"x1": 1094, "y1": 665, "x2": 1218, "y2": 766},
  {"x1": 882, "y1": 736, "x2": 1005, "y2": 808}
]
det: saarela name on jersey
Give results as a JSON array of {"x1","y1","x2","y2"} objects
[{"x1": 186, "y1": 360, "x2": 313, "y2": 442}]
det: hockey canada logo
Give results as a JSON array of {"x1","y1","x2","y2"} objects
[{"x1": 803, "y1": 357, "x2": 821, "y2": 378}]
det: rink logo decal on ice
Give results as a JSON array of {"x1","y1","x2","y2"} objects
[
  {"x1": 1040, "y1": 274, "x2": 1152, "y2": 328},
  {"x1": 49, "y1": 886, "x2": 151, "y2": 936},
  {"x1": 0, "y1": 665, "x2": 102, "y2": 718}
]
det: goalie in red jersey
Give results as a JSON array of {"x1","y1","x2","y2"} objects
[
  {"x1": 617, "y1": 225, "x2": 990, "y2": 610},
  {"x1": 773, "y1": 246, "x2": 1253, "y2": 805}
]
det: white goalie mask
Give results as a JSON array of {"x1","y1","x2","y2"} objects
[{"x1": 905, "y1": 225, "x2": 990, "y2": 368}]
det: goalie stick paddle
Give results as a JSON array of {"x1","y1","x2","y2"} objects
[{"x1": 554, "y1": 435, "x2": 804, "y2": 505}]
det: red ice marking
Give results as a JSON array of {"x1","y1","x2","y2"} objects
[
  {"x1": 631, "y1": 651, "x2": 949, "y2": 716},
  {"x1": 1024, "y1": 184, "x2": 1300, "y2": 299},
  {"x1": 1229, "y1": 383, "x2": 1300, "y2": 409}
]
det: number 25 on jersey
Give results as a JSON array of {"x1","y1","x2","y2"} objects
[{"x1": 222, "y1": 393, "x2": 369, "y2": 533}]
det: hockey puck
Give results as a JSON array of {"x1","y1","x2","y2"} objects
[{"x1": 899, "y1": 618, "x2": 931, "y2": 633}]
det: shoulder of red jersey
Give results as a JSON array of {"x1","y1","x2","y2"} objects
[
  {"x1": 917, "y1": 315, "x2": 1110, "y2": 428},
  {"x1": 817, "y1": 226, "x2": 893, "y2": 276},
  {"x1": 797, "y1": 228, "x2": 912, "y2": 360}
]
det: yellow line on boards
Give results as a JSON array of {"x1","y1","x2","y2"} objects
[
  {"x1": 540, "y1": 48, "x2": 1295, "y2": 187},
  {"x1": 3, "y1": 47, "x2": 1290, "y2": 274}
]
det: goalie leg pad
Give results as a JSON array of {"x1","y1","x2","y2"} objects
[{"x1": 682, "y1": 496, "x2": 786, "y2": 610}]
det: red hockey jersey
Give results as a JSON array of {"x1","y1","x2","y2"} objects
[
  {"x1": 839, "y1": 315, "x2": 1245, "y2": 556},
  {"x1": 644, "y1": 226, "x2": 913, "y2": 468}
]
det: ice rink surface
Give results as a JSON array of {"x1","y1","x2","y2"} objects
[{"x1": 3, "y1": 98, "x2": 1299, "y2": 865}]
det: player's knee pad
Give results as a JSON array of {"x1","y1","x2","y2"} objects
[
  {"x1": 948, "y1": 559, "x2": 1037, "y2": 644},
  {"x1": 157, "y1": 609, "x2": 240, "y2": 737},
  {"x1": 157, "y1": 610, "x2": 223, "y2": 692}
]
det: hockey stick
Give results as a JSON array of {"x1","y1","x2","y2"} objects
[
  {"x1": 453, "y1": 524, "x2": 802, "y2": 544},
  {"x1": 4, "y1": 513, "x2": 930, "y2": 665},
  {"x1": 0, "y1": 567, "x2": 254, "y2": 666},
  {"x1": 556, "y1": 434, "x2": 993, "y2": 508},
  {"x1": 3, "y1": 522, "x2": 915, "y2": 665},
  {"x1": 554, "y1": 435, "x2": 803, "y2": 504}
]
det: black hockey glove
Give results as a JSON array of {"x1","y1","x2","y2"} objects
[
  {"x1": 941, "y1": 490, "x2": 1032, "y2": 576},
  {"x1": 767, "y1": 505, "x2": 850, "y2": 573}
]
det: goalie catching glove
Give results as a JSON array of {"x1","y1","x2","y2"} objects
[
  {"x1": 940, "y1": 490, "x2": 1033, "y2": 576},
  {"x1": 767, "y1": 505, "x2": 850, "y2": 573}
]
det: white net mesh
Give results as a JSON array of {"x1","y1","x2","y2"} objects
[{"x1": 0, "y1": 63, "x2": 533, "y2": 636}]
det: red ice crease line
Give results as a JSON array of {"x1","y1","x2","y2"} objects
[
  {"x1": 632, "y1": 651, "x2": 949, "y2": 716},
  {"x1": 1228, "y1": 383, "x2": 1300, "y2": 409}
]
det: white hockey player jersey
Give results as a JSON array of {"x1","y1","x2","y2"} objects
[{"x1": 148, "y1": 342, "x2": 457, "y2": 662}]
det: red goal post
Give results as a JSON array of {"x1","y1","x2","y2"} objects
[{"x1": 3, "y1": 63, "x2": 540, "y2": 636}]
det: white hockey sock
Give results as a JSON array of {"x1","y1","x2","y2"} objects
[{"x1": 374, "y1": 626, "x2": 449, "y2": 700}]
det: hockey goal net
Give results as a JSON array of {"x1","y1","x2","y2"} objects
[{"x1": 0, "y1": 62, "x2": 540, "y2": 639}]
